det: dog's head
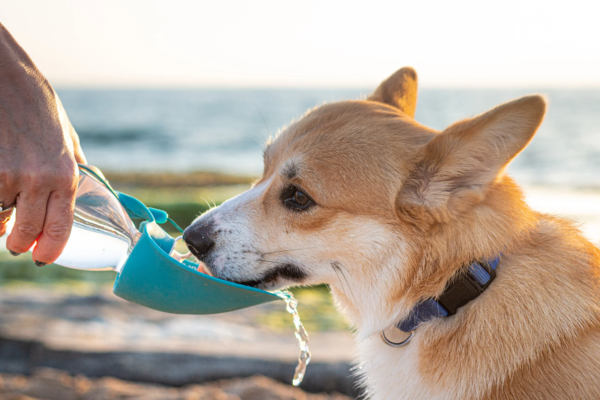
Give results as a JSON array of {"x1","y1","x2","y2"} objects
[{"x1": 184, "y1": 67, "x2": 545, "y2": 333}]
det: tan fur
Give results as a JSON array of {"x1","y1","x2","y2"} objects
[
  {"x1": 369, "y1": 67, "x2": 419, "y2": 118},
  {"x1": 188, "y1": 67, "x2": 600, "y2": 399}
]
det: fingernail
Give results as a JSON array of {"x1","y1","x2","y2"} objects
[
  {"x1": 35, "y1": 261, "x2": 46, "y2": 267},
  {"x1": 9, "y1": 250, "x2": 21, "y2": 256}
]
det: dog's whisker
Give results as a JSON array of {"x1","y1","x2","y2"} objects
[
  {"x1": 335, "y1": 261, "x2": 353, "y2": 276},
  {"x1": 259, "y1": 259, "x2": 281, "y2": 264},
  {"x1": 249, "y1": 138, "x2": 265, "y2": 153},
  {"x1": 332, "y1": 261, "x2": 358, "y2": 307},
  {"x1": 199, "y1": 197, "x2": 215, "y2": 211},
  {"x1": 331, "y1": 263, "x2": 350, "y2": 303},
  {"x1": 251, "y1": 101, "x2": 272, "y2": 141},
  {"x1": 249, "y1": 244, "x2": 264, "y2": 255},
  {"x1": 261, "y1": 247, "x2": 313, "y2": 256}
]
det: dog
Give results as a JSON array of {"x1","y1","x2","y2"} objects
[{"x1": 183, "y1": 67, "x2": 600, "y2": 399}]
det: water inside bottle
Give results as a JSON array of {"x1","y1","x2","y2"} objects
[
  {"x1": 277, "y1": 290, "x2": 311, "y2": 386},
  {"x1": 54, "y1": 170, "x2": 141, "y2": 271}
]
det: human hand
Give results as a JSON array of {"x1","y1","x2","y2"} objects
[{"x1": 0, "y1": 23, "x2": 87, "y2": 266}]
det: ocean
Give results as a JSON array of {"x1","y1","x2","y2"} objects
[
  {"x1": 55, "y1": 88, "x2": 600, "y2": 244},
  {"x1": 57, "y1": 88, "x2": 600, "y2": 187}
]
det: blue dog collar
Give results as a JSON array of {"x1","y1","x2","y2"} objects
[{"x1": 397, "y1": 256, "x2": 500, "y2": 333}]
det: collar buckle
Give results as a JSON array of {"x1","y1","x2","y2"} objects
[{"x1": 438, "y1": 260, "x2": 496, "y2": 316}]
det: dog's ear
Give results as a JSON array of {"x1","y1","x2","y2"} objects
[
  {"x1": 369, "y1": 67, "x2": 418, "y2": 117},
  {"x1": 398, "y1": 95, "x2": 546, "y2": 223}
]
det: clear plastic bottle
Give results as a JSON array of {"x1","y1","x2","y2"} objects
[{"x1": 4, "y1": 166, "x2": 141, "y2": 272}]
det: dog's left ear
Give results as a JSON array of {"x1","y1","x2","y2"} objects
[
  {"x1": 398, "y1": 95, "x2": 546, "y2": 223},
  {"x1": 369, "y1": 67, "x2": 418, "y2": 117}
]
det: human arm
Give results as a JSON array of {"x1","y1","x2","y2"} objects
[{"x1": 0, "y1": 22, "x2": 86, "y2": 265}]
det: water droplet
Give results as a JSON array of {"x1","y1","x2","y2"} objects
[{"x1": 276, "y1": 290, "x2": 311, "y2": 386}]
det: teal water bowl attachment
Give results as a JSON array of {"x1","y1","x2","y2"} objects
[{"x1": 79, "y1": 165, "x2": 280, "y2": 314}]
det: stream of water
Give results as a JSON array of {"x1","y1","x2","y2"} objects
[{"x1": 277, "y1": 290, "x2": 311, "y2": 386}]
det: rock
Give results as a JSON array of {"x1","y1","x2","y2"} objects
[
  {"x1": 213, "y1": 376, "x2": 351, "y2": 400},
  {"x1": 0, "y1": 336, "x2": 359, "y2": 397},
  {"x1": 10, "y1": 369, "x2": 85, "y2": 400},
  {"x1": 0, "y1": 369, "x2": 351, "y2": 400}
]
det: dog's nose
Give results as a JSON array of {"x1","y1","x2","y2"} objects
[{"x1": 183, "y1": 220, "x2": 215, "y2": 260}]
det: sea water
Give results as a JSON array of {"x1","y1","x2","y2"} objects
[
  {"x1": 56, "y1": 88, "x2": 600, "y2": 189},
  {"x1": 277, "y1": 290, "x2": 311, "y2": 386}
]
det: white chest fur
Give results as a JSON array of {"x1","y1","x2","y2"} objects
[{"x1": 357, "y1": 334, "x2": 452, "y2": 400}]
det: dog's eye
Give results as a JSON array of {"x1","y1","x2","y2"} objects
[{"x1": 281, "y1": 186, "x2": 315, "y2": 211}]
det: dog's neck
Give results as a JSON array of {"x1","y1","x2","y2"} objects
[
  {"x1": 330, "y1": 178, "x2": 538, "y2": 340},
  {"x1": 329, "y1": 249, "x2": 417, "y2": 340}
]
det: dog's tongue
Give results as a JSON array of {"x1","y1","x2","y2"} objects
[
  {"x1": 196, "y1": 263, "x2": 209, "y2": 274},
  {"x1": 171, "y1": 251, "x2": 210, "y2": 275}
]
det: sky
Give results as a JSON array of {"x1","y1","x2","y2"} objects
[{"x1": 1, "y1": 0, "x2": 599, "y2": 88}]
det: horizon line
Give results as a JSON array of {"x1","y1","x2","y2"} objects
[{"x1": 53, "y1": 84, "x2": 600, "y2": 91}]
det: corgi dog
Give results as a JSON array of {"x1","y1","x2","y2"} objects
[{"x1": 183, "y1": 67, "x2": 600, "y2": 399}]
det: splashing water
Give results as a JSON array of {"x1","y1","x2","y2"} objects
[{"x1": 277, "y1": 290, "x2": 311, "y2": 386}]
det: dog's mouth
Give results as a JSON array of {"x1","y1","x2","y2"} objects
[{"x1": 228, "y1": 263, "x2": 307, "y2": 289}]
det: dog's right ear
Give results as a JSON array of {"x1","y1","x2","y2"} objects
[{"x1": 369, "y1": 67, "x2": 418, "y2": 118}]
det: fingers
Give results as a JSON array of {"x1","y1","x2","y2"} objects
[
  {"x1": 7, "y1": 174, "x2": 77, "y2": 265},
  {"x1": 3, "y1": 155, "x2": 79, "y2": 264},
  {"x1": 6, "y1": 188, "x2": 49, "y2": 256},
  {"x1": 32, "y1": 185, "x2": 76, "y2": 265}
]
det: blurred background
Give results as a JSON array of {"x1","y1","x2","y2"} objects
[{"x1": 0, "y1": 1, "x2": 599, "y2": 399}]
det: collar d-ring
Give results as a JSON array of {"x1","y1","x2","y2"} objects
[{"x1": 380, "y1": 329, "x2": 414, "y2": 347}]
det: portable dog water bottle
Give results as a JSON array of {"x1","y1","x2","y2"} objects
[
  {"x1": 5, "y1": 165, "x2": 313, "y2": 385},
  {"x1": 5, "y1": 165, "x2": 280, "y2": 314}
]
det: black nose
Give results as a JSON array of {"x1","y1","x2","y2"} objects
[{"x1": 183, "y1": 220, "x2": 215, "y2": 260}]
